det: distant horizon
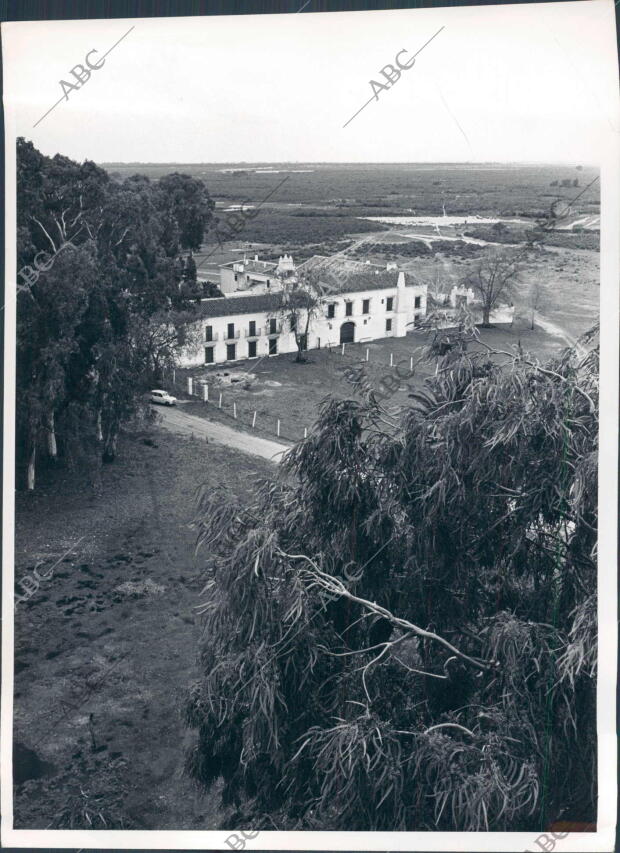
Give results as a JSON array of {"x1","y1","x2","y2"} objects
[{"x1": 97, "y1": 159, "x2": 596, "y2": 168}]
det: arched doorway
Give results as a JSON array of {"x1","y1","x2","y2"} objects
[{"x1": 340, "y1": 322, "x2": 355, "y2": 344}]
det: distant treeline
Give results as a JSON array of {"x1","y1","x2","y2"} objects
[
  {"x1": 353, "y1": 240, "x2": 486, "y2": 260},
  {"x1": 16, "y1": 138, "x2": 215, "y2": 489}
]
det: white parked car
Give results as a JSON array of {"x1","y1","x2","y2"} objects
[{"x1": 150, "y1": 389, "x2": 177, "y2": 406}]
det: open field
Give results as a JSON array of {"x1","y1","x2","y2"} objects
[
  {"x1": 13, "y1": 428, "x2": 273, "y2": 829},
  {"x1": 102, "y1": 162, "x2": 600, "y2": 217},
  {"x1": 102, "y1": 163, "x2": 600, "y2": 255}
]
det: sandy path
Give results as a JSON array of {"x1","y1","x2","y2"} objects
[
  {"x1": 533, "y1": 312, "x2": 587, "y2": 358},
  {"x1": 154, "y1": 404, "x2": 290, "y2": 462}
]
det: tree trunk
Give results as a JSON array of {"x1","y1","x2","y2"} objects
[
  {"x1": 96, "y1": 410, "x2": 103, "y2": 441},
  {"x1": 482, "y1": 306, "x2": 491, "y2": 327},
  {"x1": 47, "y1": 411, "x2": 57, "y2": 460},
  {"x1": 102, "y1": 424, "x2": 118, "y2": 463},
  {"x1": 27, "y1": 443, "x2": 36, "y2": 491}
]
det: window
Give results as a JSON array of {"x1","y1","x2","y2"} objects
[
  {"x1": 227, "y1": 323, "x2": 235, "y2": 340},
  {"x1": 249, "y1": 320, "x2": 256, "y2": 337},
  {"x1": 226, "y1": 343, "x2": 236, "y2": 361},
  {"x1": 345, "y1": 302, "x2": 353, "y2": 317},
  {"x1": 269, "y1": 317, "x2": 277, "y2": 334},
  {"x1": 386, "y1": 319, "x2": 392, "y2": 332},
  {"x1": 248, "y1": 340, "x2": 257, "y2": 358},
  {"x1": 414, "y1": 296, "x2": 421, "y2": 309},
  {"x1": 327, "y1": 304, "x2": 335, "y2": 319},
  {"x1": 205, "y1": 346, "x2": 214, "y2": 364},
  {"x1": 386, "y1": 297, "x2": 394, "y2": 311},
  {"x1": 299, "y1": 334, "x2": 308, "y2": 351},
  {"x1": 362, "y1": 299, "x2": 370, "y2": 314},
  {"x1": 269, "y1": 337, "x2": 278, "y2": 355},
  {"x1": 234, "y1": 274, "x2": 238, "y2": 282},
  {"x1": 205, "y1": 325, "x2": 213, "y2": 342}
]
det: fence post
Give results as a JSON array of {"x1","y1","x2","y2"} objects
[
  {"x1": 390, "y1": 353, "x2": 393, "y2": 367},
  {"x1": 203, "y1": 384, "x2": 208, "y2": 402},
  {"x1": 410, "y1": 356, "x2": 413, "y2": 371},
  {"x1": 252, "y1": 411, "x2": 257, "y2": 428},
  {"x1": 219, "y1": 392, "x2": 223, "y2": 408},
  {"x1": 233, "y1": 402, "x2": 237, "y2": 419},
  {"x1": 366, "y1": 348, "x2": 369, "y2": 362},
  {"x1": 277, "y1": 419, "x2": 281, "y2": 437},
  {"x1": 187, "y1": 377, "x2": 193, "y2": 395},
  {"x1": 304, "y1": 427, "x2": 307, "y2": 439},
  {"x1": 341, "y1": 343, "x2": 345, "y2": 356}
]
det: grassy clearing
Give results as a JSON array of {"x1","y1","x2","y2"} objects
[{"x1": 13, "y1": 427, "x2": 272, "y2": 829}]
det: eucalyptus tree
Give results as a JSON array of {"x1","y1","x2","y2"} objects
[
  {"x1": 186, "y1": 327, "x2": 598, "y2": 831},
  {"x1": 16, "y1": 138, "x2": 215, "y2": 482}
]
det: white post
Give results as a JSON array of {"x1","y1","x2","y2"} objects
[
  {"x1": 341, "y1": 343, "x2": 345, "y2": 356},
  {"x1": 252, "y1": 411, "x2": 257, "y2": 428},
  {"x1": 435, "y1": 362, "x2": 439, "y2": 376},
  {"x1": 304, "y1": 427, "x2": 307, "y2": 439},
  {"x1": 390, "y1": 353, "x2": 393, "y2": 367},
  {"x1": 187, "y1": 377, "x2": 193, "y2": 395},
  {"x1": 410, "y1": 356, "x2": 413, "y2": 371},
  {"x1": 218, "y1": 392, "x2": 222, "y2": 408},
  {"x1": 233, "y1": 402, "x2": 237, "y2": 419},
  {"x1": 277, "y1": 419, "x2": 281, "y2": 437},
  {"x1": 203, "y1": 384, "x2": 208, "y2": 402},
  {"x1": 366, "y1": 348, "x2": 369, "y2": 362}
]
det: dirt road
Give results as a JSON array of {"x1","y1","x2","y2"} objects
[
  {"x1": 153, "y1": 404, "x2": 290, "y2": 462},
  {"x1": 534, "y1": 312, "x2": 587, "y2": 357}
]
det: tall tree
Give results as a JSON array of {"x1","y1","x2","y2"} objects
[
  {"x1": 273, "y1": 272, "x2": 323, "y2": 363},
  {"x1": 157, "y1": 172, "x2": 215, "y2": 254},
  {"x1": 186, "y1": 329, "x2": 598, "y2": 831},
  {"x1": 463, "y1": 248, "x2": 523, "y2": 326},
  {"x1": 16, "y1": 138, "x2": 213, "y2": 482}
]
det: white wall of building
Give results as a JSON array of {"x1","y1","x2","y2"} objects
[{"x1": 178, "y1": 277, "x2": 428, "y2": 367}]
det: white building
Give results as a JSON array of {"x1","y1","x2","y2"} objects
[
  {"x1": 178, "y1": 257, "x2": 428, "y2": 367},
  {"x1": 219, "y1": 254, "x2": 295, "y2": 295}
]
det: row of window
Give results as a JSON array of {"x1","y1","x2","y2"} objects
[
  {"x1": 205, "y1": 338, "x2": 279, "y2": 363},
  {"x1": 205, "y1": 318, "x2": 279, "y2": 342},
  {"x1": 326, "y1": 295, "x2": 421, "y2": 319},
  {"x1": 205, "y1": 296, "x2": 424, "y2": 343}
]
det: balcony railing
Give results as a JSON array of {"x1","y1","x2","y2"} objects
[
  {"x1": 224, "y1": 330, "x2": 241, "y2": 341},
  {"x1": 264, "y1": 324, "x2": 282, "y2": 336},
  {"x1": 244, "y1": 328, "x2": 262, "y2": 338},
  {"x1": 205, "y1": 331, "x2": 219, "y2": 342}
]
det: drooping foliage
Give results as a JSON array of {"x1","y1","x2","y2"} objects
[
  {"x1": 15, "y1": 138, "x2": 214, "y2": 485},
  {"x1": 185, "y1": 328, "x2": 598, "y2": 831}
]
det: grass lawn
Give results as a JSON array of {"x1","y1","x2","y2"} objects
[{"x1": 13, "y1": 426, "x2": 274, "y2": 830}]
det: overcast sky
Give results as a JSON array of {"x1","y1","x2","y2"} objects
[{"x1": 2, "y1": 0, "x2": 618, "y2": 164}]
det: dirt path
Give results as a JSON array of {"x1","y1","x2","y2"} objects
[
  {"x1": 533, "y1": 312, "x2": 587, "y2": 357},
  {"x1": 154, "y1": 404, "x2": 290, "y2": 462}
]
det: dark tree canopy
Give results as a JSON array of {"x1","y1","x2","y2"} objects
[
  {"x1": 186, "y1": 329, "x2": 598, "y2": 831},
  {"x1": 15, "y1": 138, "x2": 214, "y2": 486}
]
